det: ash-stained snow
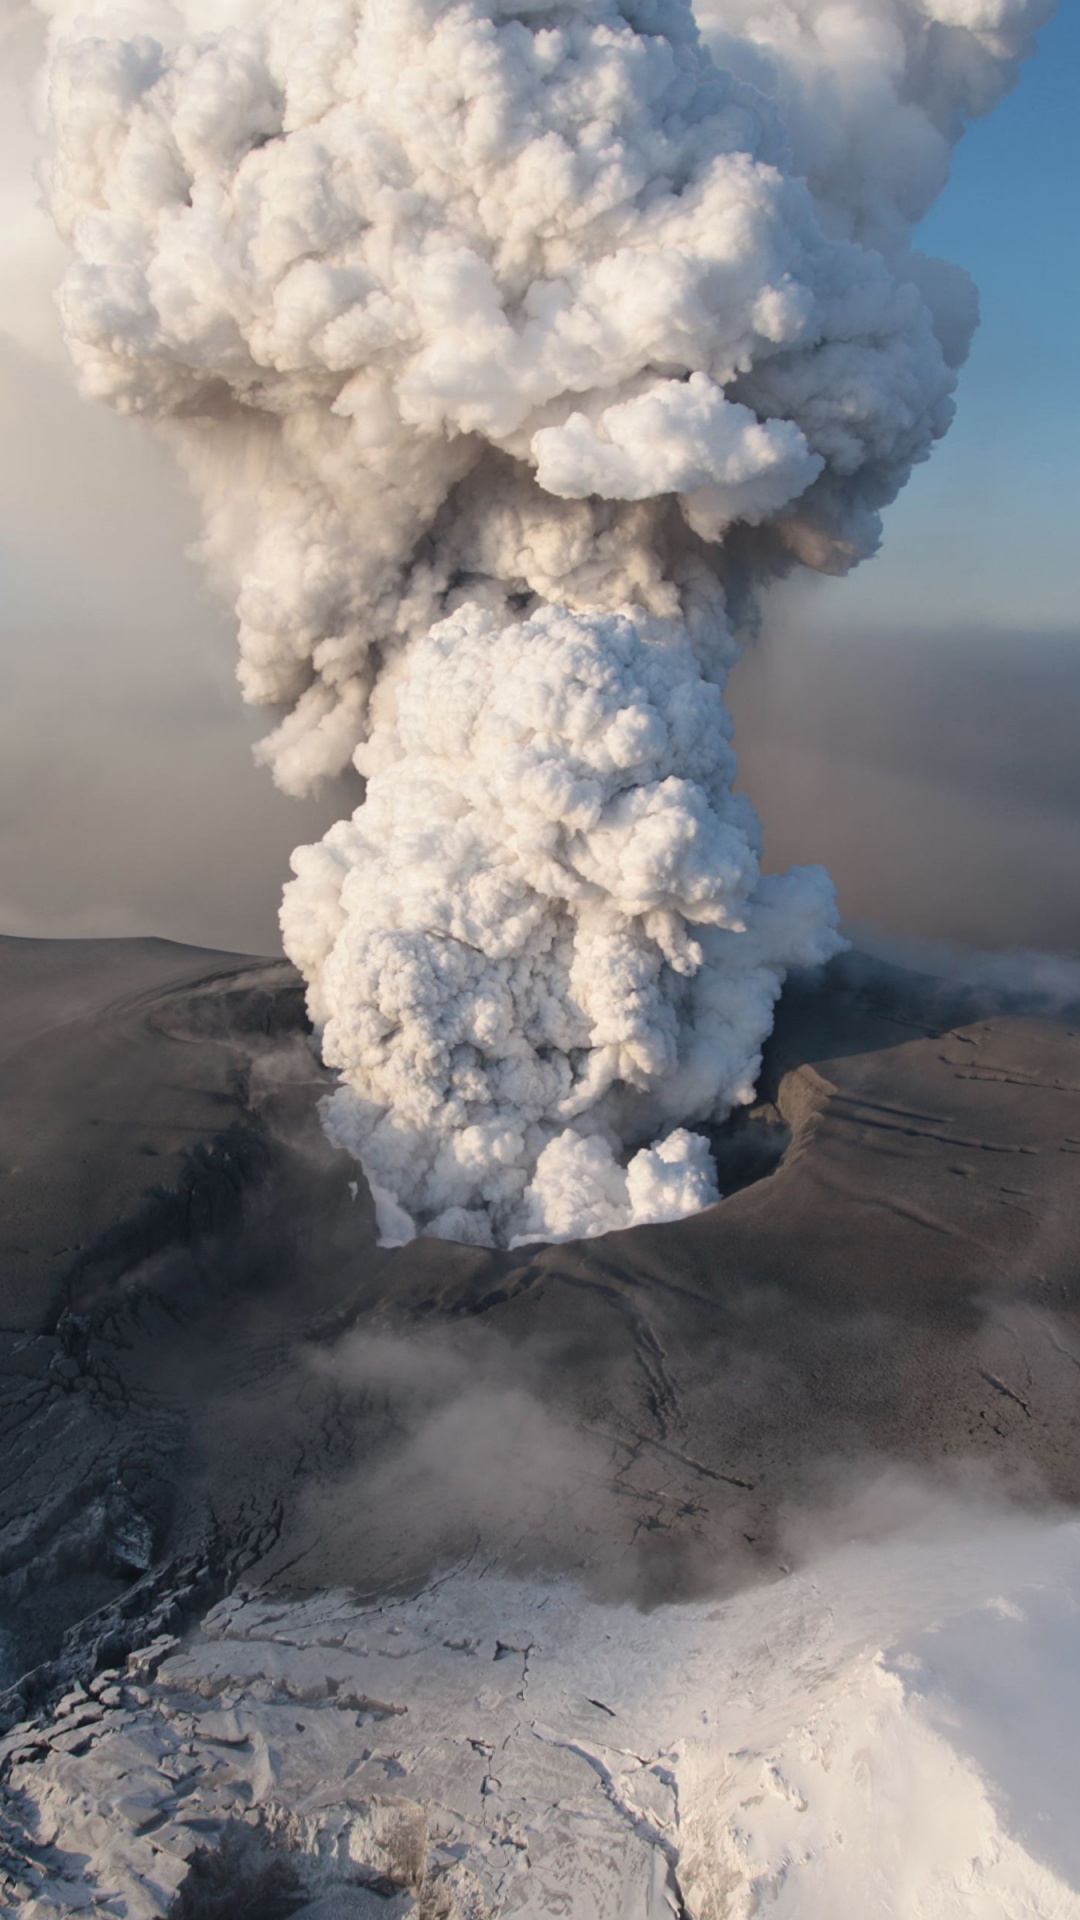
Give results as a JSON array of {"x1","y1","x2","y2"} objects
[{"x1": 6, "y1": 1510, "x2": 1080, "y2": 1917}]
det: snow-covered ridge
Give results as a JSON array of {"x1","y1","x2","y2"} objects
[{"x1": 6, "y1": 1508, "x2": 1080, "y2": 1917}]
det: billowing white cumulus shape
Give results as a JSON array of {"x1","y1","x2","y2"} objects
[
  {"x1": 284, "y1": 600, "x2": 838, "y2": 1243},
  {"x1": 34, "y1": 0, "x2": 1051, "y2": 1243},
  {"x1": 532, "y1": 374, "x2": 824, "y2": 532}
]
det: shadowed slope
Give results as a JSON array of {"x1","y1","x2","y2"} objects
[{"x1": 0, "y1": 936, "x2": 1077, "y2": 1707}]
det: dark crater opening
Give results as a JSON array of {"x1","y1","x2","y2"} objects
[{"x1": 701, "y1": 1100, "x2": 792, "y2": 1201}]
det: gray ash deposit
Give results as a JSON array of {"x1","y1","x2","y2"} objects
[{"x1": 2, "y1": 935, "x2": 1078, "y2": 1707}]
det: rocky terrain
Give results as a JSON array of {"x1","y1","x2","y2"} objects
[
  {"x1": 1, "y1": 933, "x2": 1078, "y2": 1913},
  {"x1": 7, "y1": 1518, "x2": 1080, "y2": 1917}
]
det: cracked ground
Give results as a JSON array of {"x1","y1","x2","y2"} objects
[{"x1": 0, "y1": 934, "x2": 1078, "y2": 1911}]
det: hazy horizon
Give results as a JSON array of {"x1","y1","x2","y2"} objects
[{"x1": 0, "y1": 0, "x2": 1076, "y2": 960}]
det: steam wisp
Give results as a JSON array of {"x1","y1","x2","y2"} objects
[{"x1": 36, "y1": 0, "x2": 1050, "y2": 1245}]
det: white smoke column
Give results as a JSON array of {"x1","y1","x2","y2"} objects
[{"x1": 35, "y1": 0, "x2": 1051, "y2": 1247}]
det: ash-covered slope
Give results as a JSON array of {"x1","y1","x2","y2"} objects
[
  {"x1": 0, "y1": 934, "x2": 369, "y2": 1687},
  {"x1": 1, "y1": 934, "x2": 1078, "y2": 1721}
]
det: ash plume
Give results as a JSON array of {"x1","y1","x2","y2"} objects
[{"x1": 33, "y1": 0, "x2": 1050, "y2": 1246}]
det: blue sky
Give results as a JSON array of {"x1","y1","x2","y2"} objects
[{"x1": 798, "y1": 2, "x2": 1079, "y2": 636}]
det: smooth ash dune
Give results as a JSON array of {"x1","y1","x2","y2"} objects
[{"x1": 36, "y1": 0, "x2": 1050, "y2": 1244}]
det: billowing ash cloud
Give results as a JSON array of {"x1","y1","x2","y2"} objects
[{"x1": 35, "y1": 0, "x2": 1049, "y2": 1246}]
